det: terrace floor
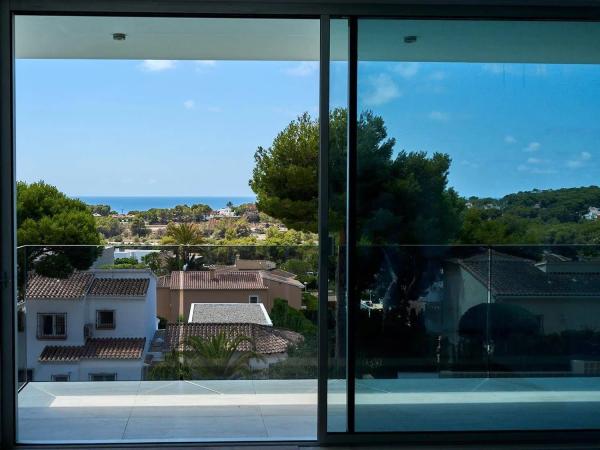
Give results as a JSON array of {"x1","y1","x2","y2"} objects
[{"x1": 17, "y1": 377, "x2": 600, "y2": 443}]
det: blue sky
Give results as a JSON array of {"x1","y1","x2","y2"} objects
[
  {"x1": 16, "y1": 59, "x2": 319, "y2": 196},
  {"x1": 16, "y1": 59, "x2": 600, "y2": 198},
  {"x1": 357, "y1": 62, "x2": 600, "y2": 198}
]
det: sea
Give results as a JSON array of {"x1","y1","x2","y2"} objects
[{"x1": 76, "y1": 196, "x2": 256, "y2": 214}]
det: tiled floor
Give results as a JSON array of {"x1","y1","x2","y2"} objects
[{"x1": 17, "y1": 377, "x2": 600, "y2": 443}]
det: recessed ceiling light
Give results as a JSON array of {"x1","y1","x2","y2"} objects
[
  {"x1": 112, "y1": 33, "x2": 127, "y2": 41},
  {"x1": 404, "y1": 35, "x2": 417, "y2": 44}
]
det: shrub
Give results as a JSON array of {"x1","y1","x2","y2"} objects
[{"x1": 271, "y1": 298, "x2": 316, "y2": 335}]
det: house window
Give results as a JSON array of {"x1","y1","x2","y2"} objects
[
  {"x1": 249, "y1": 295, "x2": 260, "y2": 304},
  {"x1": 37, "y1": 313, "x2": 66, "y2": 339},
  {"x1": 51, "y1": 374, "x2": 69, "y2": 382},
  {"x1": 89, "y1": 373, "x2": 117, "y2": 382},
  {"x1": 96, "y1": 310, "x2": 115, "y2": 329}
]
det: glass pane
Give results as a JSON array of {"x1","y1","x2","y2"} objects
[
  {"x1": 354, "y1": 18, "x2": 600, "y2": 432},
  {"x1": 327, "y1": 17, "x2": 349, "y2": 433},
  {"x1": 15, "y1": 14, "x2": 320, "y2": 443}
]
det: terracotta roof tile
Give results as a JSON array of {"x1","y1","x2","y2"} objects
[
  {"x1": 157, "y1": 275, "x2": 171, "y2": 288},
  {"x1": 458, "y1": 251, "x2": 600, "y2": 297},
  {"x1": 165, "y1": 323, "x2": 291, "y2": 355},
  {"x1": 168, "y1": 271, "x2": 267, "y2": 290},
  {"x1": 89, "y1": 278, "x2": 149, "y2": 296},
  {"x1": 26, "y1": 272, "x2": 94, "y2": 300},
  {"x1": 39, "y1": 338, "x2": 146, "y2": 362}
]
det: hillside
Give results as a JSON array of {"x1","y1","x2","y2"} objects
[{"x1": 460, "y1": 186, "x2": 600, "y2": 245}]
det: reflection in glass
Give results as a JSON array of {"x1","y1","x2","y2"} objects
[{"x1": 354, "y1": 18, "x2": 600, "y2": 432}]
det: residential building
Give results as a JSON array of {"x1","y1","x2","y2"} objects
[
  {"x1": 24, "y1": 269, "x2": 157, "y2": 381},
  {"x1": 583, "y1": 206, "x2": 600, "y2": 220},
  {"x1": 442, "y1": 251, "x2": 600, "y2": 345},
  {"x1": 158, "y1": 321, "x2": 300, "y2": 369},
  {"x1": 157, "y1": 269, "x2": 303, "y2": 322},
  {"x1": 188, "y1": 302, "x2": 273, "y2": 326}
]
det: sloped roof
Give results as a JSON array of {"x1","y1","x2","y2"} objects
[
  {"x1": 157, "y1": 275, "x2": 171, "y2": 288},
  {"x1": 165, "y1": 323, "x2": 294, "y2": 354},
  {"x1": 39, "y1": 338, "x2": 146, "y2": 362},
  {"x1": 457, "y1": 251, "x2": 600, "y2": 297},
  {"x1": 88, "y1": 278, "x2": 149, "y2": 297},
  {"x1": 189, "y1": 303, "x2": 272, "y2": 326},
  {"x1": 165, "y1": 271, "x2": 267, "y2": 290},
  {"x1": 26, "y1": 271, "x2": 151, "y2": 300},
  {"x1": 260, "y1": 271, "x2": 305, "y2": 288},
  {"x1": 26, "y1": 272, "x2": 95, "y2": 300}
]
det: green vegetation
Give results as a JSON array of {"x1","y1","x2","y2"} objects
[
  {"x1": 459, "y1": 186, "x2": 600, "y2": 245},
  {"x1": 270, "y1": 298, "x2": 316, "y2": 335},
  {"x1": 95, "y1": 216, "x2": 122, "y2": 239},
  {"x1": 99, "y1": 257, "x2": 146, "y2": 270},
  {"x1": 130, "y1": 217, "x2": 148, "y2": 237},
  {"x1": 132, "y1": 203, "x2": 211, "y2": 224},
  {"x1": 17, "y1": 181, "x2": 101, "y2": 277},
  {"x1": 148, "y1": 333, "x2": 263, "y2": 380},
  {"x1": 88, "y1": 204, "x2": 113, "y2": 216}
]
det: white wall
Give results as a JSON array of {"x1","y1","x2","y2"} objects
[
  {"x1": 26, "y1": 269, "x2": 156, "y2": 381},
  {"x1": 36, "y1": 360, "x2": 144, "y2": 382},
  {"x1": 25, "y1": 299, "x2": 86, "y2": 377}
]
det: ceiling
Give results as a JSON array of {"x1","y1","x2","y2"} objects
[{"x1": 14, "y1": 15, "x2": 600, "y2": 63}]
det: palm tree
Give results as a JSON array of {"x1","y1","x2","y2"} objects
[
  {"x1": 161, "y1": 222, "x2": 203, "y2": 268},
  {"x1": 185, "y1": 333, "x2": 264, "y2": 379},
  {"x1": 148, "y1": 349, "x2": 192, "y2": 380}
]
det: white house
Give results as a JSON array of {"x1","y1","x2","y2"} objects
[
  {"x1": 24, "y1": 269, "x2": 157, "y2": 382},
  {"x1": 442, "y1": 251, "x2": 600, "y2": 346}
]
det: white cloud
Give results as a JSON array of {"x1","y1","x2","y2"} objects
[
  {"x1": 567, "y1": 151, "x2": 592, "y2": 169},
  {"x1": 517, "y1": 163, "x2": 557, "y2": 174},
  {"x1": 504, "y1": 135, "x2": 517, "y2": 144},
  {"x1": 524, "y1": 142, "x2": 541, "y2": 152},
  {"x1": 393, "y1": 62, "x2": 419, "y2": 79},
  {"x1": 196, "y1": 60, "x2": 217, "y2": 67},
  {"x1": 460, "y1": 160, "x2": 479, "y2": 169},
  {"x1": 284, "y1": 61, "x2": 318, "y2": 77},
  {"x1": 531, "y1": 168, "x2": 558, "y2": 174},
  {"x1": 362, "y1": 74, "x2": 401, "y2": 106},
  {"x1": 183, "y1": 100, "x2": 195, "y2": 110},
  {"x1": 428, "y1": 111, "x2": 449, "y2": 121},
  {"x1": 429, "y1": 71, "x2": 446, "y2": 81},
  {"x1": 140, "y1": 60, "x2": 176, "y2": 72},
  {"x1": 482, "y1": 63, "x2": 506, "y2": 75},
  {"x1": 483, "y1": 63, "x2": 548, "y2": 77}
]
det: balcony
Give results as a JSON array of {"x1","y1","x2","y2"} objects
[{"x1": 14, "y1": 243, "x2": 600, "y2": 442}]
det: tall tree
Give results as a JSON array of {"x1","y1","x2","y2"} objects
[
  {"x1": 161, "y1": 222, "x2": 204, "y2": 269},
  {"x1": 249, "y1": 110, "x2": 463, "y2": 367},
  {"x1": 17, "y1": 181, "x2": 102, "y2": 278}
]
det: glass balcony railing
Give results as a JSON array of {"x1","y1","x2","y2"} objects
[
  {"x1": 16, "y1": 244, "x2": 319, "y2": 443},
  {"x1": 16, "y1": 243, "x2": 600, "y2": 440},
  {"x1": 351, "y1": 244, "x2": 600, "y2": 432}
]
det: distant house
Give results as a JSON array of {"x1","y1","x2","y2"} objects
[
  {"x1": 114, "y1": 248, "x2": 160, "y2": 262},
  {"x1": 583, "y1": 206, "x2": 600, "y2": 220},
  {"x1": 188, "y1": 303, "x2": 273, "y2": 326},
  {"x1": 155, "y1": 322, "x2": 301, "y2": 369},
  {"x1": 157, "y1": 269, "x2": 303, "y2": 322},
  {"x1": 442, "y1": 251, "x2": 600, "y2": 345},
  {"x1": 216, "y1": 206, "x2": 236, "y2": 217},
  {"x1": 24, "y1": 269, "x2": 157, "y2": 381}
]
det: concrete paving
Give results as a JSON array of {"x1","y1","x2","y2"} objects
[{"x1": 17, "y1": 377, "x2": 600, "y2": 443}]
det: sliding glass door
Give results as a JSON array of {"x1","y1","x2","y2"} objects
[
  {"x1": 346, "y1": 18, "x2": 600, "y2": 433},
  {"x1": 14, "y1": 15, "x2": 320, "y2": 444}
]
